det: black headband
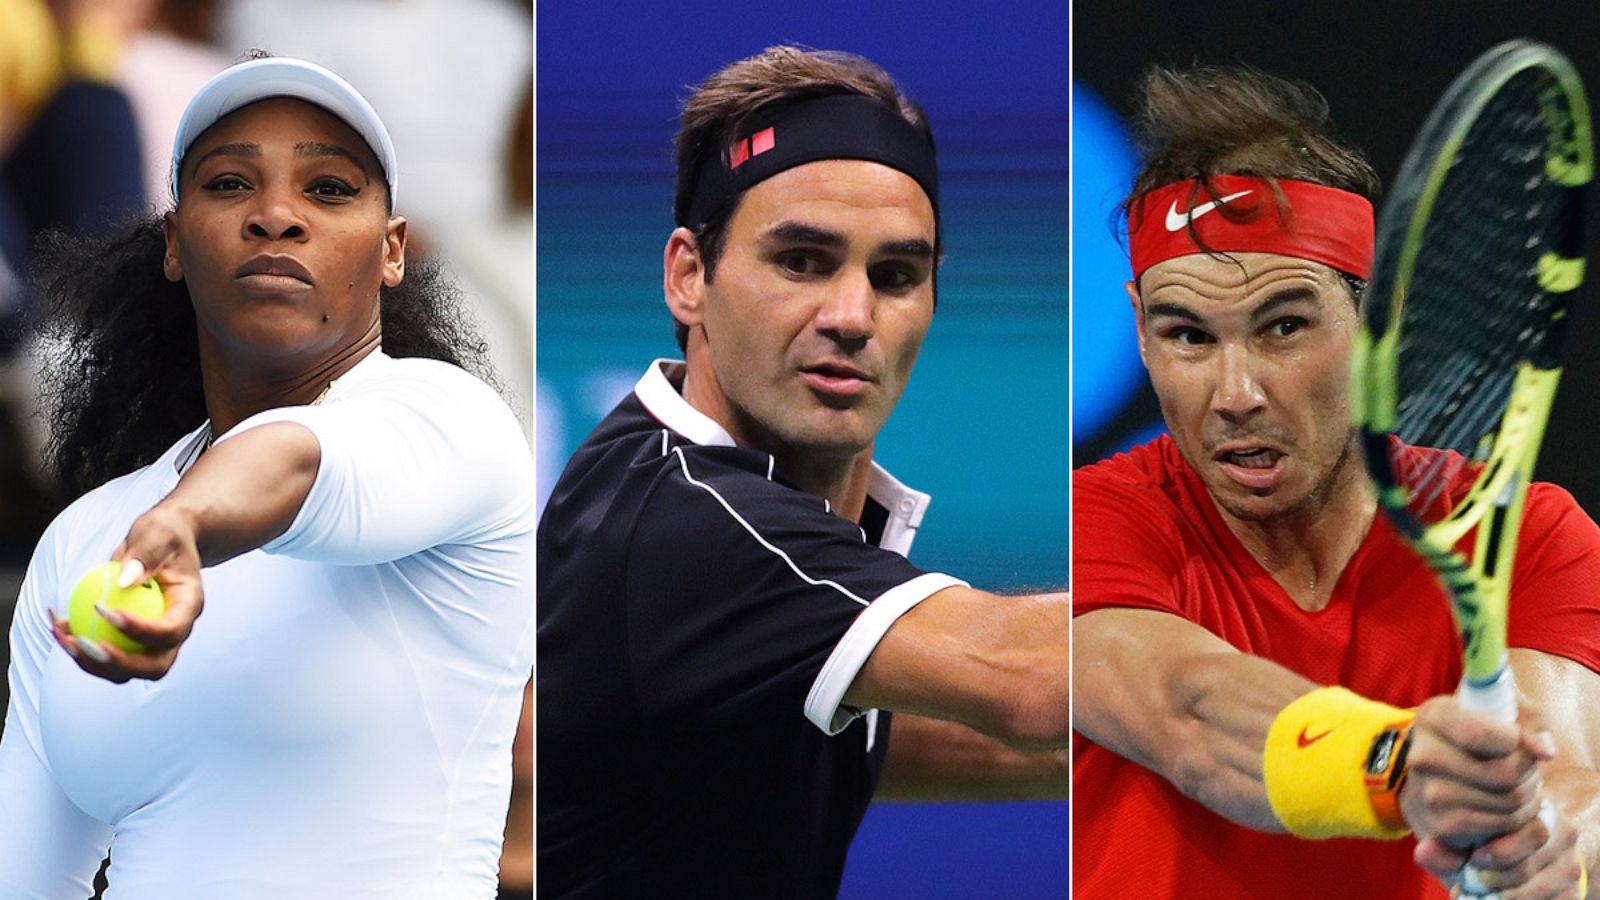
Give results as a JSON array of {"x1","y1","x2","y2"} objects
[{"x1": 679, "y1": 93, "x2": 939, "y2": 232}]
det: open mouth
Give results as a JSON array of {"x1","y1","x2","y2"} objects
[
  {"x1": 1214, "y1": 445, "x2": 1288, "y2": 491},
  {"x1": 1217, "y1": 447, "x2": 1284, "y2": 469}
]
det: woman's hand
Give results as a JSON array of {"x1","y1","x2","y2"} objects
[{"x1": 51, "y1": 506, "x2": 206, "y2": 683}]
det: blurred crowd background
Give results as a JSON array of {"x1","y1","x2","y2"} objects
[{"x1": 0, "y1": 1, "x2": 533, "y2": 896}]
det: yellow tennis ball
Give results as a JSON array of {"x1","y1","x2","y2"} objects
[{"x1": 67, "y1": 561, "x2": 166, "y2": 653}]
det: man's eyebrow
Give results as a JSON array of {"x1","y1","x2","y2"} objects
[
  {"x1": 877, "y1": 238, "x2": 935, "y2": 260},
  {"x1": 764, "y1": 221, "x2": 845, "y2": 247},
  {"x1": 1250, "y1": 287, "x2": 1320, "y2": 322},
  {"x1": 1143, "y1": 287, "x2": 1321, "y2": 325},
  {"x1": 295, "y1": 142, "x2": 373, "y2": 180},
  {"x1": 1144, "y1": 301, "x2": 1202, "y2": 323},
  {"x1": 763, "y1": 222, "x2": 934, "y2": 261}
]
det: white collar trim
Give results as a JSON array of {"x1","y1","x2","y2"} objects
[
  {"x1": 633, "y1": 359, "x2": 933, "y2": 553},
  {"x1": 634, "y1": 359, "x2": 737, "y2": 448}
]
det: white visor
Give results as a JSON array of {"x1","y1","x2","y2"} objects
[{"x1": 170, "y1": 57, "x2": 398, "y2": 208}]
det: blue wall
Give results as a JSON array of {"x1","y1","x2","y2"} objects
[{"x1": 537, "y1": 2, "x2": 1068, "y2": 894}]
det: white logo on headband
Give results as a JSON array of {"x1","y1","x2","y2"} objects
[{"x1": 1165, "y1": 190, "x2": 1254, "y2": 232}]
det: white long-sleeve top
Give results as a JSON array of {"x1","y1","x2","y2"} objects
[{"x1": 0, "y1": 352, "x2": 535, "y2": 899}]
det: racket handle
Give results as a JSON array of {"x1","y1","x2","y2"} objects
[
  {"x1": 1456, "y1": 663, "x2": 1536, "y2": 898},
  {"x1": 1458, "y1": 663, "x2": 1518, "y2": 724},
  {"x1": 1458, "y1": 801, "x2": 1559, "y2": 899}
]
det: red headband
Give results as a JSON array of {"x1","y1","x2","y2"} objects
[{"x1": 1128, "y1": 175, "x2": 1374, "y2": 280}]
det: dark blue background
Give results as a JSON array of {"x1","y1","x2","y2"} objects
[{"x1": 538, "y1": 2, "x2": 1068, "y2": 895}]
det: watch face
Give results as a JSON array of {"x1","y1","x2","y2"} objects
[{"x1": 1364, "y1": 729, "x2": 1400, "y2": 775}]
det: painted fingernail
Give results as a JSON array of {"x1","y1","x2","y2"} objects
[
  {"x1": 94, "y1": 603, "x2": 129, "y2": 630},
  {"x1": 116, "y1": 560, "x2": 144, "y2": 589},
  {"x1": 78, "y1": 639, "x2": 110, "y2": 664}
]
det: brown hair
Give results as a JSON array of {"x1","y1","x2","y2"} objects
[
  {"x1": 1124, "y1": 65, "x2": 1380, "y2": 275},
  {"x1": 670, "y1": 45, "x2": 936, "y2": 350}
]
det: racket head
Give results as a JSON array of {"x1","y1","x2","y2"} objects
[{"x1": 1353, "y1": 39, "x2": 1592, "y2": 684}]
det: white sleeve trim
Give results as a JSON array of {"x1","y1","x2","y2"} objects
[{"x1": 803, "y1": 572, "x2": 968, "y2": 735}]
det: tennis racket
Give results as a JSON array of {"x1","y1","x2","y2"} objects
[{"x1": 1350, "y1": 39, "x2": 1591, "y2": 895}]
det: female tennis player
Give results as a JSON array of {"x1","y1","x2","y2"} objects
[{"x1": 0, "y1": 57, "x2": 534, "y2": 897}]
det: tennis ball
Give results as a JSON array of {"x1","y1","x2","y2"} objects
[{"x1": 67, "y1": 561, "x2": 165, "y2": 653}]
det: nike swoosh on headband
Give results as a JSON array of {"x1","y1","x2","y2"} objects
[{"x1": 1165, "y1": 189, "x2": 1255, "y2": 231}]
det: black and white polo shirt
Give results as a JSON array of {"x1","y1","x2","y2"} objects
[{"x1": 537, "y1": 360, "x2": 965, "y2": 898}]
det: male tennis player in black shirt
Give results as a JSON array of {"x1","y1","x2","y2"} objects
[{"x1": 537, "y1": 46, "x2": 1068, "y2": 897}]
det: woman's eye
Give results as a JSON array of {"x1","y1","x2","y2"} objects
[
  {"x1": 308, "y1": 179, "x2": 359, "y2": 199},
  {"x1": 202, "y1": 175, "x2": 250, "y2": 192}
]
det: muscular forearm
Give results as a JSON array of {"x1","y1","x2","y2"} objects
[
  {"x1": 875, "y1": 714, "x2": 1069, "y2": 802},
  {"x1": 151, "y1": 422, "x2": 320, "y2": 565},
  {"x1": 1543, "y1": 764, "x2": 1600, "y2": 873},
  {"x1": 1073, "y1": 608, "x2": 1313, "y2": 830},
  {"x1": 845, "y1": 588, "x2": 1069, "y2": 751},
  {"x1": 1509, "y1": 649, "x2": 1600, "y2": 877}
]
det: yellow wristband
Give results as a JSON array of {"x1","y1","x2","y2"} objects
[{"x1": 1263, "y1": 686, "x2": 1415, "y2": 840}]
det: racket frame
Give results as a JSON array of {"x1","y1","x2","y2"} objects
[{"x1": 1354, "y1": 41, "x2": 1590, "y2": 713}]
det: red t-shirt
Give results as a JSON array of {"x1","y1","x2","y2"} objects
[{"x1": 1073, "y1": 435, "x2": 1600, "y2": 899}]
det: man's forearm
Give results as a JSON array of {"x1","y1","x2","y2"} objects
[
  {"x1": 1074, "y1": 607, "x2": 1314, "y2": 831},
  {"x1": 1508, "y1": 649, "x2": 1600, "y2": 876},
  {"x1": 875, "y1": 714, "x2": 1068, "y2": 802},
  {"x1": 844, "y1": 588, "x2": 1068, "y2": 750}
]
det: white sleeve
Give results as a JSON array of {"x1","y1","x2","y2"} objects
[
  {"x1": 0, "y1": 528, "x2": 113, "y2": 897},
  {"x1": 216, "y1": 362, "x2": 535, "y2": 565}
]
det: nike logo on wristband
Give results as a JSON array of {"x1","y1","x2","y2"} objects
[
  {"x1": 1165, "y1": 190, "x2": 1254, "y2": 231},
  {"x1": 1297, "y1": 726, "x2": 1333, "y2": 748}
]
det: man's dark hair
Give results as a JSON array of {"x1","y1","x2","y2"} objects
[
  {"x1": 30, "y1": 218, "x2": 494, "y2": 499},
  {"x1": 670, "y1": 45, "x2": 938, "y2": 351},
  {"x1": 1124, "y1": 65, "x2": 1380, "y2": 295}
]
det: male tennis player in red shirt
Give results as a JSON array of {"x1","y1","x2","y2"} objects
[{"x1": 1073, "y1": 65, "x2": 1600, "y2": 899}]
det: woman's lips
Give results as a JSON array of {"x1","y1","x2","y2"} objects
[{"x1": 235, "y1": 255, "x2": 315, "y2": 296}]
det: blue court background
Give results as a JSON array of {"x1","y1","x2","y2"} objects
[{"x1": 536, "y1": 2, "x2": 1068, "y2": 895}]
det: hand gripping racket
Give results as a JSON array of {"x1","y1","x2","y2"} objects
[{"x1": 1351, "y1": 39, "x2": 1592, "y2": 896}]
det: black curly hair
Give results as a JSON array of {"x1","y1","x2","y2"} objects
[{"x1": 30, "y1": 217, "x2": 495, "y2": 499}]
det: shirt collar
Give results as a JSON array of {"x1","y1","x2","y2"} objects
[
  {"x1": 633, "y1": 359, "x2": 932, "y2": 554},
  {"x1": 173, "y1": 350, "x2": 393, "y2": 477}
]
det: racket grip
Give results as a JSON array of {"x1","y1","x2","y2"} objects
[
  {"x1": 1456, "y1": 664, "x2": 1541, "y2": 898},
  {"x1": 1458, "y1": 801, "x2": 1559, "y2": 898},
  {"x1": 1458, "y1": 663, "x2": 1518, "y2": 724}
]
